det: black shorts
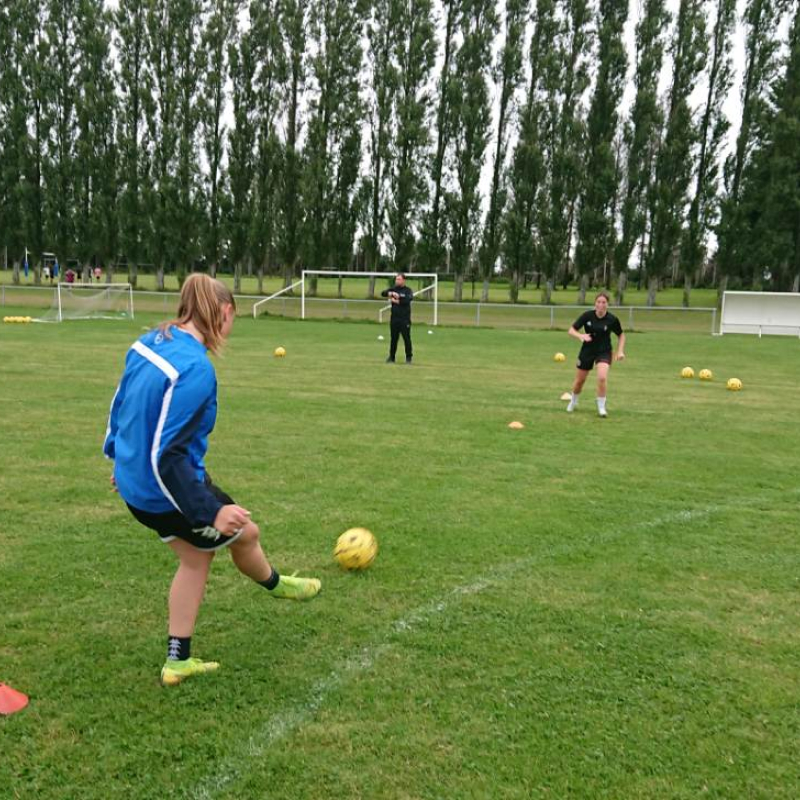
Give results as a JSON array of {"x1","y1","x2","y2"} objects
[
  {"x1": 126, "y1": 482, "x2": 243, "y2": 552},
  {"x1": 577, "y1": 350, "x2": 612, "y2": 372}
]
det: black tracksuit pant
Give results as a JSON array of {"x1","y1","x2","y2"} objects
[{"x1": 389, "y1": 321, "x2": 412, "y2": 361}]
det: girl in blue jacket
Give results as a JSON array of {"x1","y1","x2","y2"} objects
[{"x1": 105, "y1": 274, "x2": 320, "y2": 686}]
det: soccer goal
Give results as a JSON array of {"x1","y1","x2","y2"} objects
[
  {"x1": 719, "y1": 291, "x2": 800, "y2": 337},
  {"x1": 252, "y1": 271, "x2": 439, "y2": 325},
  {"x1": 40, "y1": 283, "x2": 135, "y2": 322}
]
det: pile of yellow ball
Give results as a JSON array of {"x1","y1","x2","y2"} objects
[
  {"x1": 3, "y1": 316, "x2": 33, "y2": 324},
  {"x1": 698, "y1": 369, "x2": 713, "y2": 381},
  {"x1": 553, "y1": 352, "x2": 566, "y2": 362},
  {"x1": 681, "y1": 366, "x2": 695, "y2": 378},
  {"x1": 273, "y1": 346, "x2": 286, "y2": 358},
  {"x1": 726, "y1": 378, "x2": 743, "y2": 391}
]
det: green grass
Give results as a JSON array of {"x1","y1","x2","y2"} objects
[
  {"x1": 1, "y1": 311, "x2": 798, "y2": 799},
  {"x1": 0, "y1": 267, "x2": 720, "y2": 308}
]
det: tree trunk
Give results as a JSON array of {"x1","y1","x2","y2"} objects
[
  {"x1": 453, "y1": 272, "x2": 464, "y2": 302},
  {"x1": 337, "y1": 276, "x2": 343, "y2": 298},
  {"x1": 257, "y1": 256, "x2": 264, "y2": 294},
  {"x1": 13, "y1": 259, "x2": 20, "y2": 284},
  {"x1": 646, "y1": 275, "x2": 658, "y2": 306},
  {"x1": 481, "y1": 278, "x2": 490, "y2": 302},
  {"x1": 156, "y1": 264, "x2": 165, "y2": 291},
  {"x1": 541, "y1": 279, "x2": 553, "y2": 305},
  {"x1": 682, "y1": 273, "x2": 692, "y2": 308},
  {"x1": 717, "y1": 273, "x2": 728, "y2": 306},
  {"x1": 791, "y1": 273, "x2": 799, "y2": 293},
  {"x1": 509, "y1": 270, "x2": 519, "y2": 303},
  {"x1": 577, "y1": 273, "x2": 589, "y2": 305},
  {"x1": 615, "y1": 271, "x2": 627, "y2": 305},
  {"x1": 129, "y1": 261, "x2": 138, "y2": 288},
  {"x1": 367, "y1": 275, "x2": 376, "y2": 299}
]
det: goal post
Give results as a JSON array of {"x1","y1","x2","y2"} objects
[
  {"x1": 41, "y1": 283, "x2": 135, "y2": 322},
  {"x1": 301, "y1": 270, "x2": 439, "y2": 325},
  {"x1": 719, "y1": 291, "x2": 800, "y2": 337}
]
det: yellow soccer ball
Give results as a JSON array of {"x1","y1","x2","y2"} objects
[
  {"x1": 334, "y1": 527, "x2": 378, "y2": 571},
  {"x1": 698, "y1": 369, "x2": 713, "y2": 381},
  {"x1": 554, "y1": 352, "x2": 566, "y2": 362},
  {"x1": 681, "y1": 367, "x2": 695, "y2": 379},
  {"x1": 274, "y1": 346, "x2": 286, "y2": 358},
  {"x1": 726, "y1": 378, "x2": 743, "y2": 391}
]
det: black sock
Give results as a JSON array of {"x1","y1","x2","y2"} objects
[
  {"x1": 167, "y1": 636, "x2": 191, "y2": 662},
  {"x1": 259, "y1": 569, "x2": 280, "y2": 591}
]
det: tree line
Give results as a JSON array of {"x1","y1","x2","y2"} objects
[{"x1": 0, "y1": 0, "x2": 798, "y2": 304}]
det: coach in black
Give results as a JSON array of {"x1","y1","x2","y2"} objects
[{"x1": 381, "y1": 273, "x2": 414, "y2": 364}]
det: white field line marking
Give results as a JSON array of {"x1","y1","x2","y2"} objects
[{"x1": 191, "y1": 492, "x2": 794, "y2": 799}]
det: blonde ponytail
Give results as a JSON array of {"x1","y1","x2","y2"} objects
[{"x1": 160, "y1": 274, "x2": 236, "y2": 355}]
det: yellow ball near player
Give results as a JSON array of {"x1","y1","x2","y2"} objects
[
  {"x1": 681, "y1": 366, "x2": 695, "y2": 378},
  {"x1": 334, "y1": 527, "x2": 378, "y2": 571},
  {"x1": 553, "y1": 352, "x2": 566, "y2": 362},
  {"x1": 274, "y1": 346, "x2": 286, "y2": 358}
]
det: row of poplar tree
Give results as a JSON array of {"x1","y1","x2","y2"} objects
[{"x1": 0, "y1": 0, "x2": 798, "y2": 304}]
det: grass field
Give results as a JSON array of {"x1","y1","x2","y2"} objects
[{"x1": 1, "y1": 310, "x2": 798, "y2": 799}]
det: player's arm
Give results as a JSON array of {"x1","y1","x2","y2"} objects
[
  {"x1": 103, "y1": 362, "x2": 132, "y2": 460},
  {"x1": 615, "y1": 331, "x2": 626, "y2": 361},
  {"x1": 569, "y1": 313, "x2": 592, "y2": 343},
  {"x1": 397, "y1": 288, "x2": 412, "y2": 305},
  {"x1": 380, "y1": 287, "x2": 394, "y2": 298}
]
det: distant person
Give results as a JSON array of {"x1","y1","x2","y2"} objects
[
  {"x1": 65, "y1": 268, "x2": 75, "y2": 284},
  {"x1": 381, "y1": 272, "x2": 414, "y2": 364},
  {"x1": 103, "y1": 274, "x2": 321, "y2": 687},
  {"x1": 43, "y1": 265, "x2": 51, "y2": 282},
  {"x1": 94, "y1": 266, "x2": 102, "y2": 282},
  {"x1": 52, "y1": 260, "x2": 59, "y2": 281},
  {"x1": 566, "y1": 291, "x2": 626, "y2": 417}
]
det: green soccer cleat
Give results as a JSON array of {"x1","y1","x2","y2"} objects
[
  {"x1": 268, "y1": 573, "x2": 321, "y2": 601},
  {"x1": 160, "y1": 657, "x2": 220, "y2": 687}
]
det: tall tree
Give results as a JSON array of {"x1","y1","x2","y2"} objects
[
  {"x1": 0, "y1": 1, "x2": 34, "y2": 282},
  {"x1": 250, "y1": 0, "x2": 287, "y2": 292},
  {"x1": 716, "y1": 0, "x2": 790, "y2": 291},
  {"x1": 418, "y1": 0, "x2": 461, "y2": 272},
  {"x1": 73, "y1": 0, "x2": 118, "y2": 278},
  {"x1": 362, "y1": 0, "x2": 399, "y2": 282},
  {"x1": 501, "y1": 0, "x2": 557, "y2": 302},
  {"x1": 302, "y1": 0, "x2": 367, "y2": 285},
  {"x1": 277, "y1": 0, "x2": 309, "y2": 286},
  {"x1": 43, "y1": 0, "x2": 79, "y2": 275},
  {"x1": 645, "y1": 0, "x2": 706, "y2": 306},
  {"x1": 386, "y1": 0, "x2": 436, "y2": 273},
  {"x1": 537, "y1": 0, "x2": 592, "y2": 303},
  {"x1": 445, "y1": 0, "x2": 497, "y2": 301},
  {"x1": 613, "y1": 0, "x2": 669, "y2": 303},
  {"x1": 199, "y1": 0, "x2": 237, "y2": 278},
  {"x1": 573, "y1": 0, "x2": 628, "y2": 303},
  {"x1": 478, "y1": 0, "x2": 527, "y2": 302},
  {"x1": 679, "y1": 0, "x2": 736, "y2": 306},
  {"x1": 226, "y1": 17, "x2": 256, "y2": 289},
  {"x1": 115, "y1": 0, "x2": 149, "y2": 286}
]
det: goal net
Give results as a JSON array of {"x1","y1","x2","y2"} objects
[
  {"x1": 252, "y1": 271, "x2": 439, "y2": 325},
  {"x1": 40, "y1": 283, "x2": 135, "y2": 322},
  {"x1": 719, "y1": 291, "x2": 800, "y2": 337}
]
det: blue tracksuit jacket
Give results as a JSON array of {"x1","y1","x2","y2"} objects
[{"x1": 103, "y1": 326, "x2": 224, "y2": 527}]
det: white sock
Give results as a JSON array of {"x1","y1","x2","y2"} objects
[
  {"x1": 597, "y1": 397, "x2": 606, "y2": 410},
  {"x1": 567, "y1": 393, "x2": 578, "y2": 410}
]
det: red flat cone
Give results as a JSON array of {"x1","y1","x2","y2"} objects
[{"x1": 0, "y1": 683, "x2": 29, "y2": 715}]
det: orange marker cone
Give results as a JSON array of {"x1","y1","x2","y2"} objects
[{"x1": 0, "y1": 683, "x2": 29, "y2": 715}]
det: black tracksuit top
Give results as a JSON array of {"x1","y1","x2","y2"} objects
[{"x1": 381, "y1": 284, "x2": 414, "y2": 324}]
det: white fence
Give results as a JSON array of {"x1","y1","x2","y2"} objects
[{"x1": 0, "y1": 283, "x2": 718, "y2": 333}]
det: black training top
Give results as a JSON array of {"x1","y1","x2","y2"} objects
[
  {"x1": 381, "y1": 284, "x2": 414, "y2": 324},
  {"x1": 572, "y1": 310, "x2": 623, "y2": 356}
]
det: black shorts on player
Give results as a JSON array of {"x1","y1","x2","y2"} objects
[
  {"x1": 576, "y1": 349, "x2": 613, "y2": 372},
  {"x1": 126, "y1": 480, "x2": 244, "y2": 551}
]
